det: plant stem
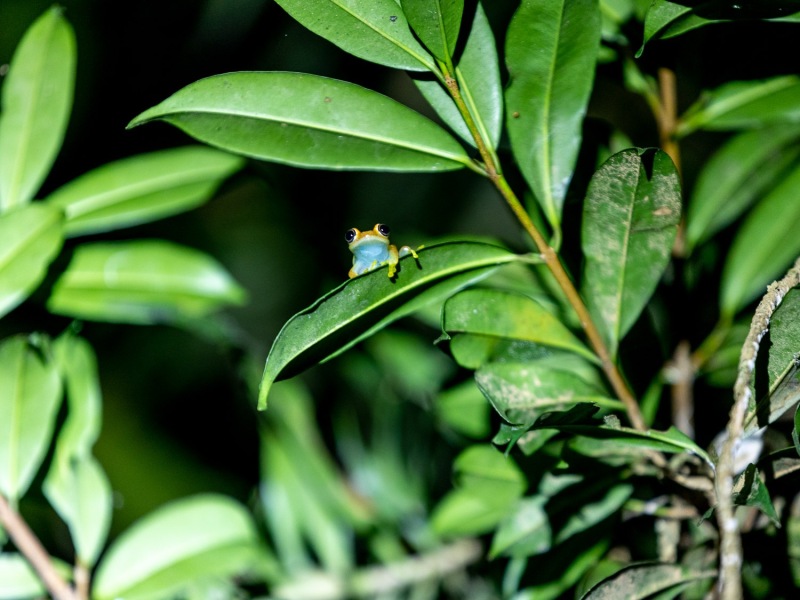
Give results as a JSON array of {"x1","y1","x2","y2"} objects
[
  {"x1": 715, "y1": 256, "x2": 800, "y2": 600},
  {"x1": 440, "y1": 65, "x2": 646, "y2": 431},
  {"x1": 0, "y1": 494, "x2": 77, "y2": 600}
]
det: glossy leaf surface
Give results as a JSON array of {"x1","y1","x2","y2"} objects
[
  {"x1": 475, "y1": 362, "x2": 621, "y2": 427},
  {"x1": 505, "y1": 0, "x2": 600, "y2": 229},
  {"x1": 767, "y1": 288, "x2": 800, "y2": 388},
  {"x1": 274, "y1": 0, "x2": 435, "y2": 71},
  {"x1": 0, "y1": 7, "x2": 75, "y2": 211},
  {"x1": 581, "y1": 149, "x2": 681, "y2": 358},
  {"x1": 47, "y1": 240, "x2": 246, "y2": 325},
  {"x1": 258, "y1": 242, "x2": 519, "y2": 408},
  {"x1": 93, "y1": 494, "x2": 266, "y2": 600},
  {"x1": 130, "y1": 72, "x2": 470, "y2": 173},
  {"x1": 720, "y1": 162, "x2": 800, "y2": 315},
  {"x1": 442, "y1": 288, "x2": 596, "y2": 363},
  {"x1": 0, "y1": 336, "x2": 61, "y2": 501},
  {"x1": 401, "y1": 0, "x2": 463, "y2": 62},
  {"x1": 414, "y1": 3, "x2": 502, "y2": 148},
  {"x1": 45, "y1": 147, "x2": 244, "y2": 236},
  {"x1": 0, "y1": 203, "x2": 64, "y2": 318},
  {"x1": 686, "y1": 125, "x2": 800, "y2": 250},
  {"x1": 679, "y1": 76, "x2": 800, "y2": 137}
]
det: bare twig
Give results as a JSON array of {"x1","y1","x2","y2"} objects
[
  {"x1": 714, "y1": 256, "x2": 800, "y2": 599},
  {"x1": 0, "y1": 494, "x2": 77, "y2": 600}
]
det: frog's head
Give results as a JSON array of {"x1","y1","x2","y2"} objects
[{"x1": 345, "y1": 223, "x2": 391, "y2": 254}]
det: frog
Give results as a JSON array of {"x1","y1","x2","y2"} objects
[{"x1": 345, "y1": 223, "x2": 419, "y2": 279}]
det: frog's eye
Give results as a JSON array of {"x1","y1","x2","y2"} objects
[
  {"x1": 377, "y1": 224, "x2": 390, "y2": 237},
  {"x1": 345, "y1": 228, "x2": 358, "y2": 243}
]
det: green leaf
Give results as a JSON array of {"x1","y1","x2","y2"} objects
[
  {"x1": 130, "y1": 72, "x2": 470, "y2": 173},
  {"x1": 431, "y1": 445, "x2": 526, "y2": 536},
  {"x1": 274, "y1": 0, "x2": 435, "y2": 71},
  {"x1": 638, "y1": 1, "x2": 707, "y2": 57},
  {"x1": 566, "y1": 425, "x2": 715, "y2": 469},
  {"x1": 442, "y1": 288, "x2": 597, "y2": 363},
  {"x1": 505, "y1": 0, "x2": 600, "y2": 230},
  {"x1": 744, "y1": 359, "x2": 800, "y2": 436},
  {"x1": 414, "y1": 3, "x2": 502, "y2": 149},
  {"x1": 678, "y1": 76, "x2": 800, "y2": 137},
  {"x1": 257, "y1": 242, "x2": 520, "y2": 409},
  {"x1": 0, "y1": 335, "x2": 62, "y2": 502},
  {"x1": 47, "y1": 240, "x2": 246, "y2": 325},
  {"x1": 44, "y1": 456, "x2": 112, "y2": 567},
  {"x1": 720, "y1": 161, "x2": 800, "y2": 316},
  {"x1": 0, "y1": 554, "x2": 44, "y2": 600},
  {"x1": 45, "y1": 147, "x2": 244, "y2": 237},
  {"x1": 582, "y1": 562, "x2": 717, "y2": 600},
  {"x1": 490, "y1": 496, "x2": 550, "y2": 559},
  {"x1": 43, "y1": 333, "x2": 111, "y2": 566},
  {"x1": 581, "y1": 149, "x2": 681, "y2": 358},
  {"x1": 686, "y1": 125, "x2": 800, "y2": 251},
  {"x1": 475, "y1": 362, "x2": 622, "y2": 427},
  {"x1": 0, "y1": 203, "x2": 64, "y2": 319},
  {"x1": 555, "y1": 483, "x2": 632, "y2": 545},
  {"x1": 794, "y1": 404, "x2": 800, "y2": 457},
  {"x1": 732, "y1": 464, "x2": 779, "y2": 526},
  {"x1": 0, "y1": 7, "x2": 75, "y2": 211},
  {"x1": 435, "y1": 380, "x2": 490, "y2": 439},
  {"x1": 93, "y1": 494, "x2": 267, "y2": 600},
  {"x1": 768, "y1": 288, "x2": 800, "y2": 387},
  {"x1": 400, "y1": 0, "x2": 463, "y2": 62}
]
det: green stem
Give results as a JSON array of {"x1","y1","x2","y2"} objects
[{"x1": 440, "y1": 64, "x2": 646, "y2": 431}]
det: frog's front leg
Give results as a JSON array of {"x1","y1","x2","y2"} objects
[{"x1": 385, "y1": 244, "x2": 400, "y2": 278}]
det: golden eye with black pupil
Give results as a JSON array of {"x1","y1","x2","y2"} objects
[
  {"x1": 377, "y1": 224, "x2": 390, "y2": 237},
  {"x1": 345, "y1": 229, "x2": 358, "y2": 243}
]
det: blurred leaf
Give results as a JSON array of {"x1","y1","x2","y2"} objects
[
  {"x1": 435, "y1": 380, "x2": 490, "y2": 439},
  {"x1": 47, "y1": 240, "x2": 246, "y2": 325},
  {"x1": 129, "y1": 72, "x2": 470, "y2": 173},
  {"x1": 732, "y1": 464, "x2": 779, "y2": 526},
  {"x1": 258, "y1": 242, "x2": 520, "y2": 408},
  {"x1": 0, "y1": 203, "x2": 64, "y2": 319},
  {"x1": 400, "y1": 0, "x2": 463, "y2": 62},
  {"x1": 274, "y1": 0, "x2": 435, "y2": 71},
  {"x1": 0, "y1": 335, "x2": 61, "y2": 502},
  {"x1": 93, "y1": 494, "x2": 269, "y2": 600},
  {"x1": 679, "y1": 76, "x2": 800, "y2": 137},
  {"x1": 0, "y1": 554, "x2": 44, "y2": 600},
  {"x1": 414, "y1": 3, "x2": 503, "y2": 149},
  {"x1": 45, "y1": 147, "x2": 244, "y2": 236},
  {"x1": 720, "y1": 162, "x2": 800, "y2": 316},
  {"x1": 686, "y1": 126, "x2": 800, "y2": 251},
  {"x1": 505, "y1": 0, "x2": 600, "y2": 230},
  {"x1": 490, "y1": 496, "x2": 550, "y2": 558},
  {"x1": 43, "y1": 333, "x2": 111, "y2": 566},
  {"x1": 263, "y1": 426, "x2": 354, "y2": 573},
  {"x1": 432, "y1": 445, "x2": 526, "y2": 536},
  {"x1": 0, "y1": 7, "x2": 75, "y2": 211},
  {"x1": 767, "y1": 288, "x2": 800, "y2": 387},
  {"x1": 442, "y1": 288, "x2": 597, "y2": 363},
  {"x1": 582, "y1": 562, "x2": 716, "y2": 599},
  {"x1": 45, "y1": 456, "x2": 111, "y2": 567},
  {"x1": 581, "y1": 148, "x2": 681, "y2": 358},
  {"x1": 475, "y1": 362, "x2": 622, "y2": 427}
]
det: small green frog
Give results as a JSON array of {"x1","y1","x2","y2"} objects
[{"x1": 346, "y1": 223, "x2": 418, "y2": 279}]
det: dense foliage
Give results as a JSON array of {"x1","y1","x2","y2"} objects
[{"x1": 1, "y1": 1, "x2": 800, "y2": 599}]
